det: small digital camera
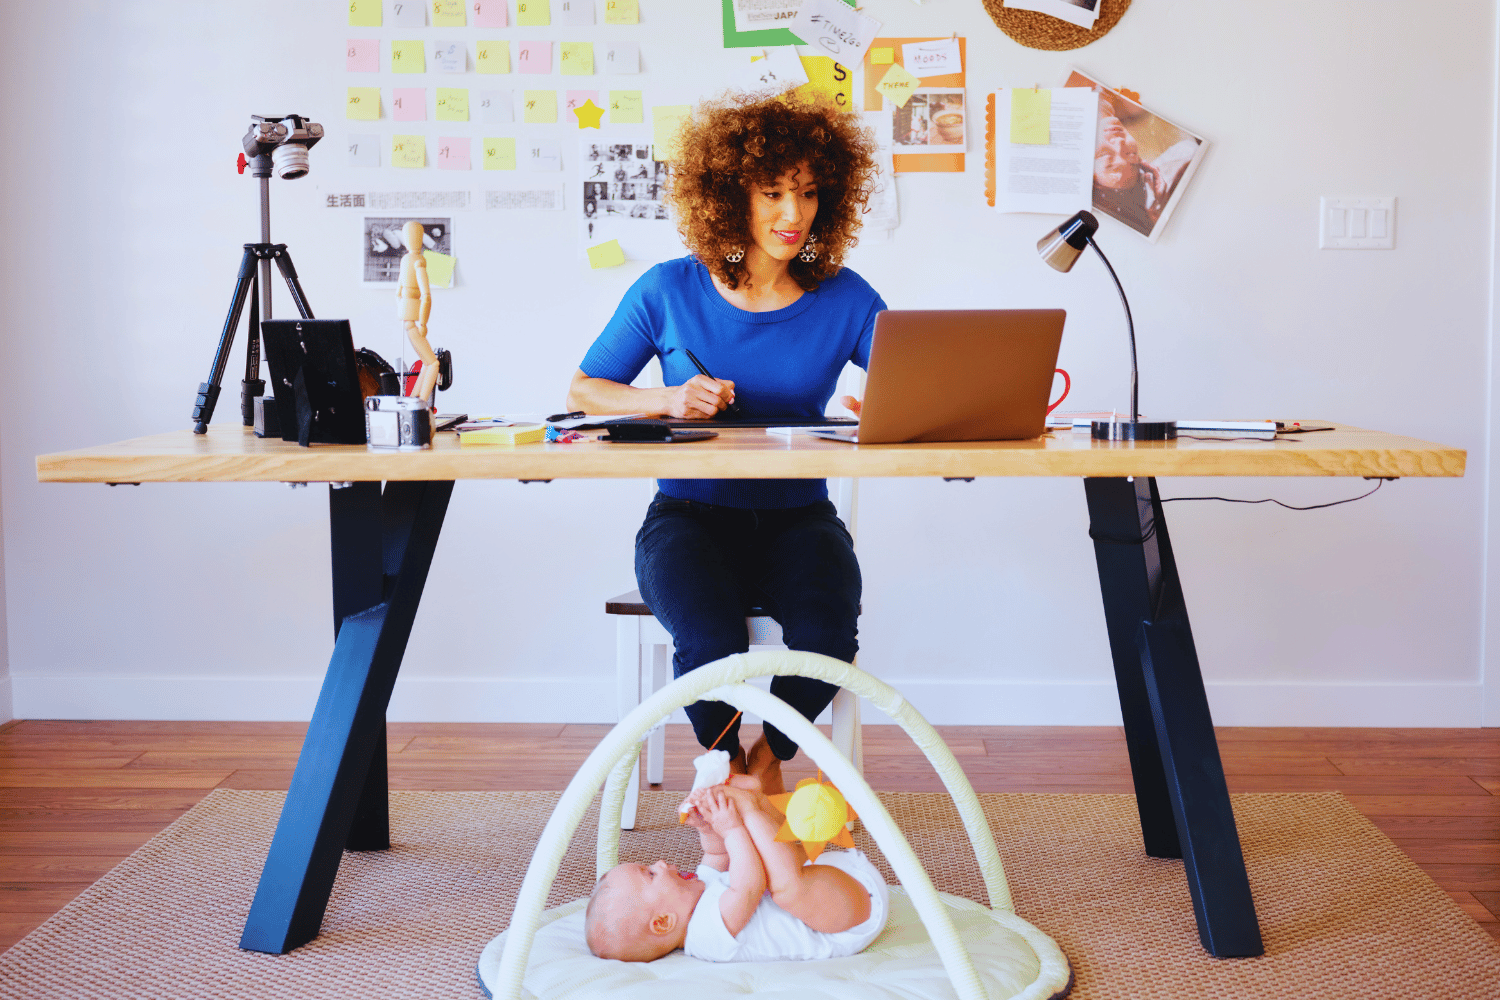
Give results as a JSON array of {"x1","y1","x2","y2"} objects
[{"x1": 365, "y1": 395, "x2": 432, "y2": 451}]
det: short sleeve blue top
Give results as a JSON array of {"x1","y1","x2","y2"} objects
[{"x1": 579, "y1": 256, "x2": 887, "y2": 509}]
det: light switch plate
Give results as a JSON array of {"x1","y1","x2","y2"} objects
[{"x1": 1320, "y1": 196, "x2": 1395, "y2": 249}]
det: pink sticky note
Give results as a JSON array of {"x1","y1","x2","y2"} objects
[
  {"x1": 392, "y1": 88, "x2": 427, "y2": 121},
  {"x1": 565, "y1": 89, "x2": 600, "y2": 113},
  {"x1": 437, "y1": 136, "x2": 472, "y2": 170},
  {"x1": 346, "y1": 38, "x2": 379, "y2": 73},
  {"x1": 517, "y1": 41, "x2": 552, "y2": 74},
  {"x1": 472, "y1": 0, "x2": 507, "y2": 27}
]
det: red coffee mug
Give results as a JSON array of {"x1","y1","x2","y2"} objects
[{"x1": 1047, "y1": 369, "x2": 1071, "y2": 414}]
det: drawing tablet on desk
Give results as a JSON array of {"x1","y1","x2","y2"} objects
[{"x1": 808, "y1": 309, "x2": 1066, "y2": 444}]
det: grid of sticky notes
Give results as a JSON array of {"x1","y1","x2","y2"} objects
[{"x1": 345, "y1": 0, "x2": 644, "y2": 170}]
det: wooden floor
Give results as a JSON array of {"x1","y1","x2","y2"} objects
[{"x1": 0, "y1": 719, "x2": 1496, "y2": 951}]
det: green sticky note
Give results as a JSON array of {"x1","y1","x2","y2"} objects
[
  {"x1": 392, "y1": 40, "x2": 426, "y2": 73},
  {"x1": 484, "y1": 137, "x2": 517, "y2": 170},
  {"x1": 652, "y1": 104, "x2": 691, "y2": 162},
  {"x1": 476, "y1": 40, "x2": 510, "y2": 74},
  {"x1": 517, "y1": 0, "x2": 550, "y2": 26},
  {"x1": 560, "y1": 41, "x2": 594, "y2": 75},
  {"x1": 391, "y1": 134, "x2": 426, "y2": 168},
  {"x1": 436, "y1": 88, "x2": 469, "y2": 121},
  {"x1": 431, "y1": 0, "x2": 466, "y2": 26},
  {"x1": 348, "y1": 0, "x2": 381, "y2": 26},
  {"x1": 346, "y1": 87, "x2": 381, "y2": 120},
  {"x1": 523, "y1": 90, "x2": 558, "y2": 123},
  {"x1": 609, "y1": 90, "x2": 643, "y2": 124},
  {"x1": 423, "y1": 249, "x2": 456, "y2": 287},
  {"x1": 587, "y1": 239, "x2": 626, "y2": 269},
  {"x1": 1010, "y1": 88, "x2": 1051, "y2": 145}
]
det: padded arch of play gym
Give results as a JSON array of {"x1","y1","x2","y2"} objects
[{"x1": 482, "y1": 650, "x2": 1071, "y2": 1000}]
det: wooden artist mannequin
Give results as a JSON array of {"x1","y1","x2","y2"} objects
[{"x1": 397, "y1": 220, "x2": 438, "y2": 404}]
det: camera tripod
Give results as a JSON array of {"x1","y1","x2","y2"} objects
[{"x1": 192, "y1": 116, "x2": 320, "y2": 434}]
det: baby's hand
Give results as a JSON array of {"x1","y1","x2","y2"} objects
[{"x1": 691, "y1": 787, "x2": 744, "y2": 836}]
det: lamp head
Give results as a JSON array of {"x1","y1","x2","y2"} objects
[{"x1": 1037, "y1": 210, "x2": 1099, "y2": 273}]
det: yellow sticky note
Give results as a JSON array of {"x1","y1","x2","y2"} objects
[
  {"x1": 423, "y1": 249, "x2": 456, "y2": 287},
  {"x1": 560, "y1": 42, "x2": 594, "y2": 75},
  {"x1": 523, "y1": 90, "x2": 558, "y2": 123},
  {"x1": 605, "y1": 0, "x2": 639, "y2": 24},
  {"x1": 795, "y1": 56, "x2": 854, "y2": 112},
  {"x1": 1010, "y1": 88, "x2": 1051, "y2": 145},
  {"x1": 484, "y1": 137, "x2": 517, "y2": 170},
  {"x1": 391, "y1": 134, "x2": 427, "y2": 168},
  {"x1": 870, "y1": 47, "x2": 894, "y2": 65},
  {"x1": 587, "y1": 239, "x2": 626, "y2": 268},
  {"x1": 652, "y1": 104, "x2": 690, "y2": 161},
  {"x1": 391, "y1": 40, "x2": 425, "y2": 73},
  {"x1": 875, "y1": 63, "x2": 919, "y2": 109},
  {"x1": 476, "y1": 40, "x2": 510, "y2": 73},
  {"x1": 431, "y1": 0, "x2": 466, "y2": 26},
  {"x1": 516, "y1": 0, "x2": 550, "y2": 25},
  {"x1": 609, "y1": 90, "x2": 643, "y2": 124},
  {"x1": 348, "y1": 0, "x2": 381, "y2": 26},
  {"x1": 436, "y1": 88, "x2": 470, "y2": 121},
  {"x1": 346, "y1": 87, "x2": 381, "y2": 120}
]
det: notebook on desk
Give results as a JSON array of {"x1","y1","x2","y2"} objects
[{"x1": 806, "y1": 309, "x2": 1066, "y2": 444}]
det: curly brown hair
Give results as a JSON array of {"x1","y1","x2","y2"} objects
[{"x1": 665, "y1": 91, "x2": 879, "y2": 292}]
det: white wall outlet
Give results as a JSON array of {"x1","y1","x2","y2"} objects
[{"x1": 1320, "y1": 196, "x2": 1396, "y2": 249}]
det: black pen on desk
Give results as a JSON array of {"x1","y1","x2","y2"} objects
[{"x1": 682, "y1": 348, "x2": 743, "y2": 416}]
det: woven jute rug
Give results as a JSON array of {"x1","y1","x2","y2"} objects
[{"x1": 1, "y1": 789, "x2": 1496, "y2": 998}]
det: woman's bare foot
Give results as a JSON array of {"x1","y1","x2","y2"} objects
[{"x1": 745, "y1": 735, "x2": 785, "y2": 796}]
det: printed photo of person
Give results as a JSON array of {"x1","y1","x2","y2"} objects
[{"x1": 1064, "y1": 69, "x2": 1207, "y2": 241}]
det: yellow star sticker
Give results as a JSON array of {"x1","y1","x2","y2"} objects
[
  {"x1": 573, "y1": 98, "x2": 605, "y2": 129},
  {"x1": 768, "y1": 774, "x2": 857, "y2": 862}
]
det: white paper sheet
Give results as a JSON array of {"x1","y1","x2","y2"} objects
[
  {"x1": 560, "y1": 0, "x2": 594, "y2": 25},
  {"x1": 1002, "y1": 0, "x2": 1097, "y2": 30},
  {"x1": 901, "y1": 38, "x2": 960, "y2": 78},
  {"x1": 388, "y1": 0, "x2": 426, "y2": 27},
  {"x1": 991, "y1": 87, "x2": 1094, "y2": 215},
  {"x1": 790, "y1": 0, "x2": 880, "y2": 66},
  {"x1": 861, "y1": 111, "x2": 898, "y2": 232},
  {"x1": 739, "y1": 46, "x2": 808, "y2": 92},
  {"x1": 478, "y1": 90, "x2": 514, "y2": 124},
  {"x1": 732, "y1": 0, "x2": 802, "y2": 34},
  {"x1": 604, "y1": 41, "x2": 640, "y2": 74}
]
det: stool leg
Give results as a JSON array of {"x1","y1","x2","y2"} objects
[
  {"x1": 832, "y1": 687, "x2": 858, "y2": 772},
  {"x1": 646, "y1": 642, "x2": 668, "y2": 785},
  {"x1": 616, "y1": 616, "x2": 641, "y2": 830}
]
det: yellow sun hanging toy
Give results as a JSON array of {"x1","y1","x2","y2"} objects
[{"x1": 768, "y1": 772, "x2": 858, "y2": 861}]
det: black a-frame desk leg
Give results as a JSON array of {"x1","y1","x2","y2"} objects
[
  {"x1": 239, "y1": 479, "x2": 454, "y2": 954},
  {"x1": 1084, "y1": 476, "x2": 1264, "y2": 958}
]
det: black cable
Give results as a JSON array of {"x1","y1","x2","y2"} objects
[{"x1": 1160, "y1": 478, "x2": 1386, "y2": 511}]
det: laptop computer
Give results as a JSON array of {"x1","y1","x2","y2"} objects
[{"x1": 806, "y1": 309, "x2": 1066, "y2": 444}]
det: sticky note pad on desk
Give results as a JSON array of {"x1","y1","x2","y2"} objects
[
  {"x1": 459, "y1": 422, "x2": 546, "y2": 444},
  {"x1": 1010, "y1": 88, "x2": 1051, "y2": 145}
]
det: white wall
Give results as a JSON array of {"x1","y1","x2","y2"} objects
[{"x1": 1, "y1": 1, "x2": 1493, "y2": 726}]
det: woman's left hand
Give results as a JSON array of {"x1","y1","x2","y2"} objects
[{"x1": 840, "y1": 395, "x2": 862, "y2": 417}]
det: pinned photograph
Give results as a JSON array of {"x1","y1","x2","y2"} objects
[
  {"x1": 891, "y1": 90, "x2": 966, "y2": 154},
  {"x1": 1064, "y1": 67, "x2": 1208, "y2": 242},
  {"x1": 363, "y1": 217, "x2": 452, "y2": 283},
  {"x1": 578, "y1": 137, "x2": 681, "y2": 261}
]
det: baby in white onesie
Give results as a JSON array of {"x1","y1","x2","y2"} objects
[{"x1": 585, "y1": 775, "x2": 889, "y2": 963}]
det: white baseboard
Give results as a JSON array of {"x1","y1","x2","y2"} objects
[
  {"x1": 0, "y1": 676, "x2": 12, "y2": 725},
  {"x1": 9, "y1": 674, "x2": 1487, "y2": 727}
]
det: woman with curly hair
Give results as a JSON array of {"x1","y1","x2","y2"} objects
[{"x1": 565, "y1": 92, "x2": 885, "y2": 795}]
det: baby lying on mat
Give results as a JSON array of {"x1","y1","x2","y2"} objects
[{"x1": 586, "y1": 775, "x2": 890, "y2": 963}]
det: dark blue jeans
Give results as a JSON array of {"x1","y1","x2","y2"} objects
[{"x1": 635, "y1": 491, "x2": 861, "y2": 761}]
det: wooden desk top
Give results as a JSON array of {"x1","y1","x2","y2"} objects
[{"x1": 35, "y1": 423, "x2": 1465, "y2": 483}]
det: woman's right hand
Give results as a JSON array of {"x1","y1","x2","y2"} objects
[{"x1": 665, "y1": 374, "x2": 736, "y2": 419}]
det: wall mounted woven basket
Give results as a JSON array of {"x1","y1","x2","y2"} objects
[{"x1": 981, "y1": 0, "x2": 1131, "y2": 51}]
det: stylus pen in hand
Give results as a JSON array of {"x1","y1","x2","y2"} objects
[{"x1": 682, "y1": 348, "x2": 743, "y2": 416}]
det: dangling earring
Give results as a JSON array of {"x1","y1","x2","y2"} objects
[
  {"x1": 798, "y1": 233, "x2": 818, "y2": 262},
  {"x1": 725, "y1": 247, "x2": 745, "y2": 263}
]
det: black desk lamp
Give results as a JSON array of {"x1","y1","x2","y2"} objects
[{"x1": 1037, "y1": 210, "x2": 1176, "y2": 441}]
